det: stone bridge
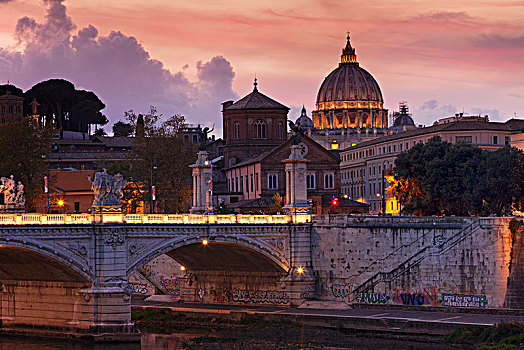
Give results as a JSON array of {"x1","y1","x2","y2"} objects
[{"x1": 0, "y1": 213, "x2": 313, "y2": 340}]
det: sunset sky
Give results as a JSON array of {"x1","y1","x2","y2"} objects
[{"x1": 0, "y1": 0, "x2": 523, "y2": 133}]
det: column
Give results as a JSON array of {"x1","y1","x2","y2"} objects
[{"x1": 190, "y1": 151, "x2": 213, "y2": 214}]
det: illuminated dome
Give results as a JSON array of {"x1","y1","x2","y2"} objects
[{"x1": 312, "y1": 35, "x2": 388, "y2": 131}]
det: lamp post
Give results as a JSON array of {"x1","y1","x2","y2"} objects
[
  {"x1": 150, "y1": 160, "x2": 157, "y2": 214},
  {"x1": 382, "y1": 161, "x2": 387, "y2": 216}
]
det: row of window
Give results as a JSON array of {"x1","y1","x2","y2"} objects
[
  {"x1": 0, "y1": 105, "x2": 21, "y2": 114},
  {"x1": 229, "y1": 173, "x2": 260, "y2": 193},
  {"x1": 231, "y1": 120, "x2": 284, "y2": 140},
  {"x1": 228, "y1": 172, "x2": 335, "y2": 192},
  {"x1": 342, "y1": 134, "x2": 510, "y2": 163}
]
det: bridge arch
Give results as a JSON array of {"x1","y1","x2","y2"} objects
[
  {"x1": 127, "y1": 234, "x2": 290, "y2": 277},
  {"x1": 0, "y1": 240, "x2": 93, "y2": 282}
]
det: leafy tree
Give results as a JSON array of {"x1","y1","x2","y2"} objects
[
  {"x1": 94, "y1": 128, "x2": 107, "y2": 136},
  {"x1": 268, "y1": 193, "x2": 284, "y2": 214},
  {"x1": 112, "y1": 121, "x2": 133, "y2": 137},
  {"x1": 393, "y1": 136, "x2": 524, "y2": 216},
  {"x1": 0, "y1": 118, "x2": 53, "y2": 211},
  {"x1": 116, "y1": 107, "x2": 196, "y2": 213},
  {"x1": 24, "y1": 79, "x2": 108, "y2": 133}
]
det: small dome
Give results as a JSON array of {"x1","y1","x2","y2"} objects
[
  {"x1": 393, "y1": 103, "x2": 415, "y2": 127},
  {"x1": 295, "y1": 106, "x2": 314, "y2": 128}
]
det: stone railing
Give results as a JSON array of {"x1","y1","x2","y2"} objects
[{"x1": 0, "y1": 213, "x2": 311, "y2": 225}]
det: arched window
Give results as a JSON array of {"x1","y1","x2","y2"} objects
[
  {"x1": 267, "y1": 173, "x2": 278, "y2": 190},
  {"x1": 233, "y1": 122, "x2": 240, "y2": 139},
  {"x1": 278, "y1": 121, "x2": 283, "y2": 139},
  {"x1": 254, "y1": 119, "x2": 266, "y2": 139}
]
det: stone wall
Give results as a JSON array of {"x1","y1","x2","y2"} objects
[
  {"x1": 0, "y1": 280, "x2": 93, "y2": 330},
  {"x1": 311, "y1": 216, "x2": 512, "y2": 308}
]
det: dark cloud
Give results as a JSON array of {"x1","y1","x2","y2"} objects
[
  {"x1": 0, "y1": 0, "x2": 238, "y2": 129},
  {"x1": 411, "y1": 99, "x2": 501, "y2": 125},
  {"x1": 0, "y1": 0, "x2": 14, "y2": 3},
  {"x1": 411, "y1": 11, "x2": 474, "y2": 23},
  {"x1": 473, "y1": 33, "x2": 524, "y2": 49}
]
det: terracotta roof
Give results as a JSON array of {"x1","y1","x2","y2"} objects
[
  {"x1": 226, "y1": 90, "x2": 289, "y2": 110},
  {"x1": 342, "y1": 119, "x2": 524, "y2": 151}
]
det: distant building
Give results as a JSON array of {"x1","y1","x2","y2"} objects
[
  {"x1": 391, "y1": 102, "x2": 416, "y2": 134},
  {"x1": 217, "y1": 81, "x2": 364, "y2": 214},
  {"x1": 340, "y1": 118, "x2": 524, "y2": 215},
  {"x1": 47, "y1": 134, "x2": 133, "y2": 170},
  {"x1": 0, "y1": 88, "x2": 23, "y2": 124},
  {"x1": 49, "y1": 169, "x2": 95, "y2": 213}
]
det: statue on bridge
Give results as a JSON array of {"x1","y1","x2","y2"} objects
[
  {"x1": 89, "y1": 169, "x2": 126, "y2": 213},
  {"x1": 0, "y1": 175, "x2": 25, "y2": 212}
]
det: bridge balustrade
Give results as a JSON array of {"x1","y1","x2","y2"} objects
[{"x1": 0, "y1": 213, "x2": 308, "y2": 225}]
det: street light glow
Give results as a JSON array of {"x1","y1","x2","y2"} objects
[
  {"x1": 297, "y1": 266, "x2": 304, "y2": 274},
  {"x1": 58, "y1": 200, "x2": 64, "y2": 206},
  {"x1": 180, "y1": 266, "x2": 186, "y2": 271},
  {"x1": 202, "y1": 239, "x2": 208, "y2": 245}
]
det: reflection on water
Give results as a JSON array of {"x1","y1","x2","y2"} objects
[{"x1": 0, "y1": 333, "x2": 448, "y2": 350}]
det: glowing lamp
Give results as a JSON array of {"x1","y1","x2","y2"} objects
[
  {"x1": 297, "y1": 267, "x2": 304, "y2": 274},
  {"x1": 58, "y1": 200, "x2": 64, "y2": 206},
  {"x1": 202, "y1": 239, "x2": 208, "y2": 245},
  {"x1": 180, "y1": 266, "x2": 186, "y2": 271}
]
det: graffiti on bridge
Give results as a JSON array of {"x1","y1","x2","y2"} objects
[
  {"x1": 210, "y1": 289, "x2": 289, "y2": 304},
  {"x1": 396, "y1": 293, "x2": 430, "y2": 306},
  {"x1": 130, "y1": 282, "x2": 151, "y2": 295},
  {"x1": 161, "y1": 278, "x2": 180, "y2": 294},
  {"x1": 331, "y1": 284, "x2": 352, "y2": 298},
  {"x1": 356, "y1": 293, "x2": 388, "y2": 304},
  {"x1": 441, "y1": 293, "x2": 487, "y2": 308}
]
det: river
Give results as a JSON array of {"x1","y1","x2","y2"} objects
[{"x1": 0, "y1": 333, "x2": 448, "y2": 349}]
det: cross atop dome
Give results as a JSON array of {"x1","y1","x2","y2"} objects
[
  {"x1": 253, "y1": 76, "x2": 258, "y2": 92},
  {"x1": 341, "y1": 33, "x2": 357, "y2": 65}
]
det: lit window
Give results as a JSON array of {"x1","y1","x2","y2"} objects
[{"x1": 331, "y1": 141, "x2": 339, "y2": 150}]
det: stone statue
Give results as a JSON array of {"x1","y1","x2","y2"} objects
[
  {"x1": 89, "y1": 169, "x2": 126, "y2": 207},
  {"x1": 289, "y1": 121, "x2": 305, "y2": 145},
  {"x1": 15, "y1": 181, "x2": 25, "y2": 206},
  {"x1": 0, "y1": 176, "x2": 25, "y2": 208},
  {"x1": 199, "y1": 124, "x2": 214, "y2": 150}
]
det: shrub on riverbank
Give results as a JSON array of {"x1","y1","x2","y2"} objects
[{"x1": 446, "y1": 321, "x2": 524, "y2": 349}]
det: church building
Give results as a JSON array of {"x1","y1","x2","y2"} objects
[
  {"x1": 297, "y1": 35, "x2": 390, "y2": 151},
  {"x1": 218, "y1": 80, "x2": 368, "y2": 215}
]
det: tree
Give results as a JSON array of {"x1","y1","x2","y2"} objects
[
  {"x1": 24, "y1": 79, "x2": 108, "y2": 133},
  {"x1": 115, "y1": 107, "x2": 196, "y2": 213},
  {"x1": 392, "y1": 136, "x2": 524, "y2": 216},
  {"x1": 94, "y1": 128, "x2": 107, "y2": 136},
  {"x1": 112, "y1": 121, "x2": 133, "y2": 137},
  {"x1": 0, "y1": 118, "x2": 53, "y2": 211}
]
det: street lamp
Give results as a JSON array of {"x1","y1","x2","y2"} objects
[
  {"x1": 150, "y1": 161, "x2": 157, "y2": 214},
  {"x1": 57, "y1": 199, "x2": 64, "y2": 214},
  {"x1": 381, "y1": 161, "x2": 387, "y2": 216}
]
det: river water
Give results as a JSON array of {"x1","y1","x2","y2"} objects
[{"x1": 0, "y1": 333, "x2": 448, "y2": 350}]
